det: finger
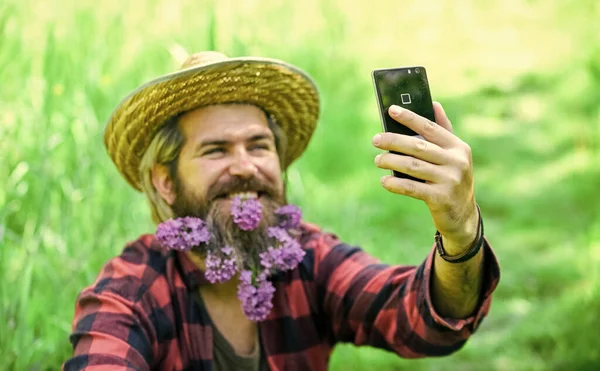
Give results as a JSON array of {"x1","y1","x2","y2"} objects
[
  {"x1": 388, "y1": 105, "x2": 459, "y2": 148},
  {"x1": 380, "y1": 175, "x2": 434, "y2": 202},
  {"x1": 372, "y1": 133, "x2": 452, "y2": 165},
  {"x1": 375, "y1": 153, "x2": 444, "y2": 182},
  {"x1": 433, "y1": 101, "x2": 453, "y2": 133}
]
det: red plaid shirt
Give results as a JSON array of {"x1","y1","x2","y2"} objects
[{"x1": 64, "y1": 222, "x2": 500, "y2": 370}]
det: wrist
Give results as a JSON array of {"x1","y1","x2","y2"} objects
[
  {"x1": 440, "y1": 206, "x2": 480, "y2": 256},
  {"x1": 441, "y1": 234, "x2": 476, "y2": 256}
]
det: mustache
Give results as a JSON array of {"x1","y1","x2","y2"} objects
[{"x1": 206, "y1": 177, "x2": 279, "y2": 202}]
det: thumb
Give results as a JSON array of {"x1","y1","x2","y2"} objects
[{"x1": 433, "y1": 101, "x2": 453, "y2": 133}]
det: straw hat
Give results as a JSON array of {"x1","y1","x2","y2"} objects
[{"x1": 104, "y1": 51, "x2": 320, "y2": 191}]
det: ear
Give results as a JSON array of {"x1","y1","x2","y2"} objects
[{"x1": 151, "y1": 164, "x2": 176, "y2": 205}]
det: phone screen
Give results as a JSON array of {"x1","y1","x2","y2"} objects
[{"x1": 372, "y1": 67, "x2": 435, "y2": 137}]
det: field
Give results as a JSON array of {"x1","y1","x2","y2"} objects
[{"x1": 1, "y1": 0, "x2": 599, "y2": 370}]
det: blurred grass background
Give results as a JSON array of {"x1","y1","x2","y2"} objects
[{"x1": 1, "y1": 0, "x2": 599, "y2": 370}]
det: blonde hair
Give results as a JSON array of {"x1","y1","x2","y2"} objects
[
  {"x1": 139, "y1": 107, "x2": 287, "y2": 225},
  {"x1": 139, "y1": 115, "x2": 185, "y2": 224}
]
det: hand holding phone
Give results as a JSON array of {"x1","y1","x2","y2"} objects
[
  {"x1": 370, "y1": 67, "x2": 481, "y2": 249},
  {"x1": 372, "y1": 66, "x2": 436, "y2": 182}
]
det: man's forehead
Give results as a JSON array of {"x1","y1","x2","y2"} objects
[{"x1": 179, "y1": 104, "x2": 272, "y2": 141}]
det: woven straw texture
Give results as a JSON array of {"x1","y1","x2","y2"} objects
[{"x1": 104, "y1": 54, "x2": 320, "y2": 191}]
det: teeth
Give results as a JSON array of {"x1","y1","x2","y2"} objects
[{"x1": 228, "y1": 192, "x2": 258, "y2": 199}]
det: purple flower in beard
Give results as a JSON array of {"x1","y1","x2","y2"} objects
[
  {"x1": 204, "y1": 246, "x2": 237, "y2": 284},
  {"x1": 259, "y1": 247, "x2": 281, "y2": 270},
  {"x1": 260, "y1": 246, "x2": 302, "y2": 271},
  {"x1": 275, "y1": 204, "x2": 302, "y2": 230},
  {"x1": 260, "y1": 227, "x2": 305, "y2": 271},
  {"x1": 156, "y1": 217, "x2": 210, "y2": 251},
  {"x1": 230, "y1": 196, "x2": 263, "y2": 231},
  {"x1": 266, "y1": 226, "x2": 291, "y2": 243},
  {"x1": 237, "y1": 270, "x2": 276, "y2": 322}
]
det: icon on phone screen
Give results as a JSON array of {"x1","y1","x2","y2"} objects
[{"x1": 401, "y1": 93, "x2": 411, "y2": 104}]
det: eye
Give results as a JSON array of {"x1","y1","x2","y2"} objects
[
  {"x1": 203, "y1": 147, "x2": 225, "y2": 156},
  {"x1": 249, "y1": 144, "x2": 270, "y2": 151}
]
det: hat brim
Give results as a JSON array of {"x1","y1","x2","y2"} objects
[{"x1": 104, "y1": 57, "x2": 320, "y2": 191}]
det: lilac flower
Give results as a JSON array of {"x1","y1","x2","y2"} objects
[
  {"x1": 267, "y1": 226, "x2": 292, "y2": 244},
  {"x1": 237, "y1": 270, "x2": 276, "y2": 322},
  {"x1": 259, "y1": 247, "x2": 281, "y2": 270},
  {"x1": 239, "y1": 270, "x2": 253, "y2": 285},
  {"x1": 275, "y1": 204, "x2": 302, "y2": 230},
  {"x1": 230, "y1": 196, "x2": 263, "y2": 231},
  {"x1": 260, "y1": 227, "x2": 305, "y2": 271},
  {"x1": 279, "y1": 243, "x2": 305, "y2": 270},
  {"x1": 259, "y1": 242, "x2": 305, "y2": 271},
  {"x1": 204, "y1": 247, "x2": 237, "y2": 284},
  {"x1": 156, "y1": 217, "x2": 210, "y2": 251}
]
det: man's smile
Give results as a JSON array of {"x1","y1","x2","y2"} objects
[{"x1": 213, "y1": 191, "x2": 266, "y2": 202}]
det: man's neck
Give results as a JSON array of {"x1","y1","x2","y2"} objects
[{"x1": 204, "y1": 276, "x2": 240, "y2": 299}]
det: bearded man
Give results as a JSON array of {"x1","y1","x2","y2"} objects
[{"x1": 63, "y1": 51, "x2": 500, "y2": 371}]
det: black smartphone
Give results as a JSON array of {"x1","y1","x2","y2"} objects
[{"x1": 372, "y1": 66, "x2": 436, "y2": 182}]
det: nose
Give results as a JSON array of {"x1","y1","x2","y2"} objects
[{"x1": 228, "y1": 150, "x2": 258, "y2": 178}]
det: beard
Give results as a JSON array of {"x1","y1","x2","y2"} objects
[{"x1": 170, "y1": 175, "x2": 286, "y2": 265}]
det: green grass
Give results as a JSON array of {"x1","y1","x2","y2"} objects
[{"x1": 1, "y1": 0, "x2": 599, "y2": 370}]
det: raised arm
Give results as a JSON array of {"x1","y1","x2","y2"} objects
[
  {"x1": 373, "y1": 102, "x2": 497, "y2": 319},
  {"x1": 313, "y1": 231, "x2": 499, "y2": 358}
]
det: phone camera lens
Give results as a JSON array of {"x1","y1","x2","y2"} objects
[{"x1": 415, "y1": 68, "x2": 420, "y2": 74}]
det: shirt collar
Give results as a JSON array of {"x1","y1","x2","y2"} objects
[
  {"x1": 176, "y1": 250, "x2": 211, "y2": 291},
  {"x1": 149, "y1": 235, "x2": 211, "y2": 291}
]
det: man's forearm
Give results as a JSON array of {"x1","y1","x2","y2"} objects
[{"x1": 430, "y1": 217, "x2": 486, "y2": 319}]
